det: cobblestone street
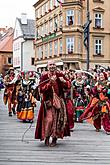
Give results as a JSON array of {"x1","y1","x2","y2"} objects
[{"x1": 0, "y1": 89, "x2": 110, "y2": 165}]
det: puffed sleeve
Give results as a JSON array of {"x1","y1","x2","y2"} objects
[
  {"x1": 39, "y1": 75, "x2": 52, "y2": 93},
  {"x1": 62, "y1": 74, "x2": 71, "y2": 89}
]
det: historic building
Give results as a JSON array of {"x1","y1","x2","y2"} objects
[
  {"x1": 0, "y1": 27, "x2": 13, "y2": 75},
  {"x1": 13, "y1": 13, "x2": 36, "y2": 71},
  {"x1": 88, "y1": 0, "x2": 110, "y2": 68},
  {"x1": 34, "y1": 0, "x2": 110, "y2": 72}
]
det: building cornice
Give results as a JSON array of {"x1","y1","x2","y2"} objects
[
  {"x1": 0, "y1": 51, "x2": 12, "y2": 53},
  {"x1": 93, "y1": 7, "x2": 105, "y2": 12},
  {"x1": 62, "y1": 1, "x2": 83, "y2": 7},
  {"x1": 33, "y1": 0, "x2": 83, "y2": 8},
  {"x1": 33, "y1": 0, "x2": 44, "y2": 8}
]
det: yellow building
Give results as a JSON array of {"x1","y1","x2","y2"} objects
[{"x1": 34, "y1": 0, "x2": 110, "y2": 72}]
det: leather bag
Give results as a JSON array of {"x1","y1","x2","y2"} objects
[{"x1": 52, "y1": 87, "x2": 61, "y2": 110}]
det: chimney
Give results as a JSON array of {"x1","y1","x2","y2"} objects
[{"x1": 21, "y1": 13, "x2": 27, "y2": 25}]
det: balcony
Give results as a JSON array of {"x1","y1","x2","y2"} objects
[
  {"x1": 93, "y1": 0, "x2": 104, "y2": 3},
  {"x1": 93, "y1": 53, "x2": 104, "y2": 57},
  {"x1": 93, "y1": 26, "x2": 104, "y2": 30}
]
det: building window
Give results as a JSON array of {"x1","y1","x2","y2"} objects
[
  {"x1": 41, "y1": 46, "x2": 43, "y2": 59},
  {"x1": 44, "y1": 4, "x2": 46, "y2": 14},
  {"x1": 13, "y1": 57, "x2": 19, "y2": 66},
  {"x1": 37, "y1": 28, "x2": 40, "y2": 38},
  {"x1": 49, "y1": 20, "x2": 53, "y2": 33},
  {"x1": 44, "y1": 24, "x2": 46, "y2": 35},
  {"x1": 41, "y1": 25, "x2": 44, "y2": 37},
  {"x1": 59, "y1": 39, "x2": 62, "y2": 54},
  {"x1": 37, "y1": 47, "x2": 40, "y2": 59},
  {"x1": 54, "y1": 17, "x2": 58, "y2": 31},
  {"x1": 8, "y1": 57, "x2": 12, "y2": 64},
  {"x1": 94, "y1": 39, "x2": 102, "y2": 55},
  {"x1": 59, "y1": 15, "x2": 63, "y2": 29},
  {"x1": 46, "y1": 2, "x2": 48, "y2": 13},
  {"x1": 49, "y1": 42, "x2": 52, "y2": 57},
  {"x1": 35, "y1": 10, "x2": 38, "y2": 18},
  {"x1": 46, "y1": 22, "x2": 48, "y2": 34},
  {"x1": 78, "y1": 10, "x2": 81, "y2": 25},
  {"x1": 45, "y1": 44, "x2": 48, "y2": 58},
  {"x1": 66, "y1": 10, "x2": 74, "y2": 26},
  {"x1": 38, "y1": 46, "x2": 42, "y2": 59},
  {"x1": 95, "y1": 13, "x2": 102, "y2": 28},
  {"x1": 66, "y1": 37, "x2": 74, "y2": 54},
  {"x1": 54, "y1": 40, "x2": 58, "y2": 55},
  {"x1": 31, "y1": 58, "x2": 35, "y2": 65},
  {"x1": 41, "y1": 6, "x2": 44, "y2": 16},
  {"x1": 78, "y1": 38, "x2": 82, "y2": 53},
  {"x1": 38, "y1": 8, "x2": 40, "y2": 18},
  {"x1": 39, "y1": 26, "x2": 41, "y2": 36},
  {"x1": 50, "y1": 0, "x2": 53, "y2": 10},
  {"x1": 54, "y1": 0, "x2": 58, "y2": 7}
]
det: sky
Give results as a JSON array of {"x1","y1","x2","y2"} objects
[{"x1": 0, "y1": 0, "x2": 37, "y2": 28}]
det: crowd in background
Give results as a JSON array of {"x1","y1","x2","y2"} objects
[{"x1": 1, "y1": 63, "x2": 110, "y2": 146}]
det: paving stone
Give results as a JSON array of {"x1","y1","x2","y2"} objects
[{"x1": 0, "y1": 90, "x2": 110, "y2": 165}]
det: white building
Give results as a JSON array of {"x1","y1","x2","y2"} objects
[{"x1": 13, "y1": 13, "x2": 36, "y2": 71}]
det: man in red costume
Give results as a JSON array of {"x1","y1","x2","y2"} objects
[
  {"x1": 4, "y1": 67, "x2": 17, "y2": 116},
  {"x1": 35, "y1": 61, "x2": 71, "y2": 146}
]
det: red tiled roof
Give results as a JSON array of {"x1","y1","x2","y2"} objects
[{"x1": 0, "y1": 28, "x2": 14, "y2": 52}]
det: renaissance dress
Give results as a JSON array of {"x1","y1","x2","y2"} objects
[
  {"x1": 3, "y1": 73, "x2": 17, "y2": 115},
  {"x1": 64, "y1": 88, "x2": 74, "y2": 130},
  {"x1": 17, "y1": 79, "x2": 35, "y2": 122},
  {"x1": 35, "y1": 71, "x2": 71, "y2": 141},
  {"x1": 79, "y1": 80, "x2": 110, "y2": 133},
  {"x1": 71, "y1": 79, "x2": 85, "y2": 122}
]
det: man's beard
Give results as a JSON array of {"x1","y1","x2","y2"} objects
[{"x1": 49, "y1": 67, "x2": 56, "y2": 72}]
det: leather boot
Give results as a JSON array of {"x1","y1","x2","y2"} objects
[
  {"x1": 9, "y1": 112, "x2": 12, "y2": 117},
  {"x1": 12, "y1": 107, "x2": 16, "y2": 115},
  {"x1": 50, "y1": 137, "x2": 57, "y2": 147},
  {"x1": 45, "y1": 137, "x2": 50, "y2": 146}
]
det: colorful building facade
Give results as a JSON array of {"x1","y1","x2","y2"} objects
[{"x1": 34, "y1": 0, "x2": 110, "y2": 72}]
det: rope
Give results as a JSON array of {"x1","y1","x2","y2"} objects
[{"x1": 21, "y1": 121, "x2": 33, "y2": 143}]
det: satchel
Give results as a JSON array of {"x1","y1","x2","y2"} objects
[{"x1": 52, "y1": 87, "x2": 61, "y2": 110}]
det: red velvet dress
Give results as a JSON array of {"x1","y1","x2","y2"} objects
[
  {"x1": 35, "y1": 72, "x2": 71, "y2": 140},
  {"x1": 64, "y1": 88, "x2": 74, "y2": 129},
  {"x1": 80, "y1": 82, "x2": 110, "y2": 133}
]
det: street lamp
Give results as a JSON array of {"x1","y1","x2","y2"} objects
[
  {"x1": 83, "y1": 0, "x2": 92, "y2": 71},
  {"x1": 87, "y1": 0, "x2": 90, "y2": 71}
]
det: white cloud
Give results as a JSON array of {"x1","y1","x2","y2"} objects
[{"x1": 0, "y1": 0, "x2": 37, "y2": 27}]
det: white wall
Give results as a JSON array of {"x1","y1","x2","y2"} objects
[
  {"x1": 13, "y1": 19, "x2": 22, "y2": 39},
  {"x1": 13, "y1": 19, "x2": 23, "y2": 69},
  {"x1": 13, "y1": 38, "x2": 24, "y2": 69},
  {"x1": 22, "y1": 40, "x2": 36, "y2": 71},
  {"x1": 13, "y1": 19, "x2": 36, "y2": 71}
]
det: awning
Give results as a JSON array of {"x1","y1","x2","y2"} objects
[
  {"x1": 55, "y1": 61, "x2": 63, "y2": 66},
  {"x1": 37, "y1": 61, "x2": 63, "y2": 68},
  {"x1": 37, "y1": 64, "x2": 47, "y2": 68}
]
